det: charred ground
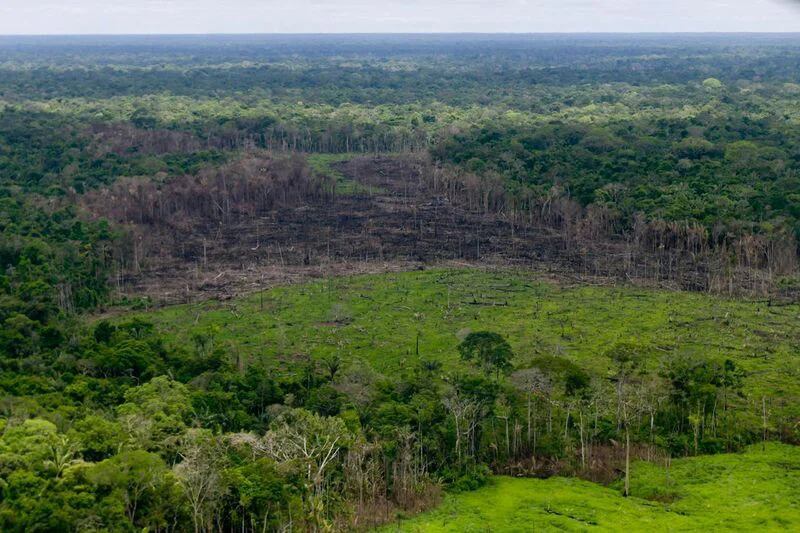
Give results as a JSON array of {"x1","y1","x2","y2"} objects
[{"x1": 86, "y1": 153, "x2": 792, "y2": 306}]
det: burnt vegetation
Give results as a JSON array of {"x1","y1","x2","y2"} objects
[{"x1": 82, "y1": 150, "x2": 798, "y2": 303}]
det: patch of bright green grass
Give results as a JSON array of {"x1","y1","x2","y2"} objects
[
  {"x1": 381, "y1": 443, "x2": 800, "y2": 532},
  {"x1": 627, "y1": 443, "x2": 800, "y2": 529},
  {"x1": 306, "y1": 153, "x2": 378, "y2": 195},
  {"x1": 132, "y1": 269, "x2": 800, "y2": 411}
]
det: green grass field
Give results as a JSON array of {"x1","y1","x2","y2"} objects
[
  {"x1": 126, "y1": 269, "x2": 800, "y2": 530},
  {"x1": 133, "y1": 268, "x2": 800, "y2": 407},
  {"x1": 380, "y1": 443, "x2": 800, "y2": 532},
  {"x1": 307, "y1": 153, "x2": 379, "y2": 195}
]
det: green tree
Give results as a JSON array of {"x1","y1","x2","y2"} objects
[
  {"x1": 225, "y1": 458, "x2": 294, "y2": 532},
  {"x1": 69, "y1": 415, "x2": 124, "y2": 461},
  {"x1": 88, "y1": 450, "x2": 171, "y2": 525},
  {"x1": 458, "y1": 332, "x2": 514, "y2": 380},
  {"x1": 116, "y1": 376, "x2": 192, "y2": 451}
]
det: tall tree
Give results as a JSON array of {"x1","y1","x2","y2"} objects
[{"x1": 458, "y1": 332, "x2": 514, "y2": 381}]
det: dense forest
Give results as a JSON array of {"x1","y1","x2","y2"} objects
[{"x1": 1, "y1": 34, "x2": 799, "y2": 531}]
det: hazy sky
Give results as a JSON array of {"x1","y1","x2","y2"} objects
[{"x1": 1, "y1": 0, "x2": 799, "y2": 35}]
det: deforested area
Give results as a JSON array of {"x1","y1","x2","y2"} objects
[{"x1": 2, "y1": 31, "x2": 800, "y2": 532}]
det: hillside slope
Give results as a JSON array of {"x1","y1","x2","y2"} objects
[
  {"x1": 381, "y1": 443, "x2": 800, "y2": 532},
  {"x1": 135, "y1": 268, "x2": 800, "y2": 425}
]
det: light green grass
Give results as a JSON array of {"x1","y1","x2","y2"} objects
[
  {"x1": 307, "y1": 153, "x2": 379, "y2": 195},
  {"x1": 381, "y1": 443, "x2": 800, "y2": 532},
  {"x1": 132, "y1": 268, "x2": 800, "y2": 408}
]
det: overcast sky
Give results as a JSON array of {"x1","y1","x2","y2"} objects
[{"x1": 1, "y1": 0, "x2": 799, "y2": 35}]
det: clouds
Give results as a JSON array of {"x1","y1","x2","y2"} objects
[{"x1": 1, "y1": 0, "x2": 798, "y2": 34}]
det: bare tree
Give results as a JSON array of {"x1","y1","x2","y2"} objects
[
  {"x1": 617, "y1": 380, "x2": 648, "y2": 498},
  {"x1": 253, "y1": 408, "x2": 353, "y2": 529},
  {"x1": 443, "y1": 388, "x2": 486, "y2": 465},
  {"x1": 174, "y1": 430, "x2": 228, "y2": 533},
  {"x1": 511, "y1": 367, "x2": 551, "y2": 454}
]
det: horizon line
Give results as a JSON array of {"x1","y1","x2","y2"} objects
[{"x1": 2, "y1": 31, "x2": 800, "y2": 37}]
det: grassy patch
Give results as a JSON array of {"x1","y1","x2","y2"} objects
[
  {"x1": 381, "y1": 443, "x2": 800, "y2": 532},
  {"x1": 131, "y1": 268, "x2": 800, "y2": 411},
  {"x1": 307, "y1": 153, "x2": 378, "y2": 195}
]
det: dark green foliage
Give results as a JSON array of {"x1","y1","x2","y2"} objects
[
  {"x1": 458, "y1": 332, "x2": 514, "y2": 379},
  {"x1": 306, "y1": 385, "x2": 344, "y2": 417},
  {"x1": 225, "y1": 458, "x2": 296, "y2": 532},
  {"x1": 529, "y1": 355, "x2": 590, "y2": 397},
  {"x1": 434, "y1": 115, "x2": 800, "y2": 240}
]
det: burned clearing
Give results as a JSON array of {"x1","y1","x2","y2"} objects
[
  {"x1": 87, "y1": 154, "x2": 575, "y2": 303},
  {"x1": 88, "y1": 154, "x2": 791, "y2": 305}
]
